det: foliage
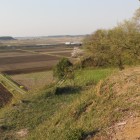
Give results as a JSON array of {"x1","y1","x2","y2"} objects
[
  {"x1": 83, "y1": 9, "x2": 140, "y2": 70},
  {"x1": 53, "y1": 58, "x2": 74, "y2": 80},
  {"x1": 83, "y1": 29, "x2": 112, "y2": 67}
]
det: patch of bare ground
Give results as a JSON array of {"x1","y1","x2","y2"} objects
[
  {"x1": 109, "y1": 116, "x2": 140, "y2": 140},
  {"x1": 16, "y1": 128, "x2": 28, "y2": 138},
  {"x1": 100, "y1": 66, "x2": 140, "y2": 96},
  {"x1": 93, "y1": 67, "x2": 140, "y2": 140}
]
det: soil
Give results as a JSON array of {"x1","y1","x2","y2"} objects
[
  {"x1": 0, "y1": 47, "x2": 73, "y2": 75},
  {"x1": 94, "y1": 67, "x2": 140, "y2": 140},
  {"x1": 108, "y1": 116, "x2": 140, "y2": 140},
  {"x1": 0, "y1": 83, "x2": 13, "y2": 107}
]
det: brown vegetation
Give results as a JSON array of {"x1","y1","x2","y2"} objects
[{"x1": 0, "y1": 83, "x2": 13, "y2": 107}]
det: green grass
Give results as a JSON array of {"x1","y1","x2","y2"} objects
[
  {"x1": 0, "y1": 67, "x2": 139, "y2": 140},
  {"x1": 0, "y1": 68, "x2": 114, "y2": 139},
  {"x1": 74, "y1": 68, "x2": 114, "y2": 86}
]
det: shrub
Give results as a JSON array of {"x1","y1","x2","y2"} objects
[{"x1": 53, "y1": 58, "x2": 74, "y2": 80}]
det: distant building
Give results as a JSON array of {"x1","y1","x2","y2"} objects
[
  {"x1": 65, "y1": 42, "x2": 82, "y2": 46},
  {"x1": 65, "y1": 42, "x2": 71, "y2": 45}
]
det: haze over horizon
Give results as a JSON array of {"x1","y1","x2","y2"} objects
[{"x1": 0, "y1": 0, "x2": 139, "y2": 37}]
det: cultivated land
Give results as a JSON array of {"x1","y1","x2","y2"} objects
[
  {"x1": 0, "y1": 45, "x2": 74, "y2": 75},
  {"x1": 11, "y1": 71, "x2": 54, "y2": 90},
  {"x1": 0, "y1": 35, "x2": 85, "y2": 46},
  {"x1": 0, "y1": 35, "x2": 82, "y2": 91},
  {"x1": 0, "y1": 44, "x2": 77, "y2": 91},
  {"x1": 0, "y1": 35, "x2": 84, "y2": 75}
]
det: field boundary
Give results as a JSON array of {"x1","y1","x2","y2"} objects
[
  {"x1": 16, "y1": 49, "x2": 72, "y2": 59},
  {"x1": 0, "y1": 73, "x2": 26, "y2": 94}
]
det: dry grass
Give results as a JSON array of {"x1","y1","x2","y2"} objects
[
  {"x1": 99, "y1": 66, "x2": 140, "y2": 96},
  {"x1": 0, "y1": 67, "x2": 139, "y2": 140},
  {"x1": 11, "y1": 71, "x2": 54, "y2": 90}
]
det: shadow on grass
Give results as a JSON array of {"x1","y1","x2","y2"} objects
[
  {"x1": 82, "y1": 129, "x2": 100, "y2": 140},
  {"x1": 54, "y1": 86, "x2": 82, "y2": 95}
]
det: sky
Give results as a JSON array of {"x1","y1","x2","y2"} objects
[{"x1": 0, "y1": 0, "x2": 139, "y2": 37}]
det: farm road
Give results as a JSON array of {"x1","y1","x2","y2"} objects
[
  {"x1": 16, "y1": 48, "x2": 71, "y2": 59},
  {"x1": 0, "y1": 73, "x2": 26, "y2": 94}
]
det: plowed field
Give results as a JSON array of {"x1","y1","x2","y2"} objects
[{"x1": 0, "y1": 46, "x2": 73, "y2": 75}]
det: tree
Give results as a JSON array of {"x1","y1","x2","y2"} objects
[
  {"x1": 118, "y1": 20, "x2": 140, "y2": 62},
  {"x1": 83, "y1": 18, "x2": 140, "y2": 70},
  {"x1": 83, "y1": 29, "x2": 112, "y2": 67},
  {"x1": 53, "y1": 58, "x2": 74, "y2": 81}
]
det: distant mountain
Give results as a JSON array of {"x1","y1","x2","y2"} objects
[{"x1": 0, "y1": 36, "x2": 16, "y2": 41}]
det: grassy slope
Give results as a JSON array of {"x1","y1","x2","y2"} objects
[{"x1": 0, "y1": 67, "x2": 139, "y2": 140}]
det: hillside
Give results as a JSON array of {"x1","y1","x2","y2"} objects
[
  {"x1": 0, "y1": 67, "x2": 139, "y2": 140},
  {"x1": 0, "y1": 36, "x2": 16, "y2": 41},
  {"x1": 0, "y1": 84, "x2": 13, "y2": 107}
]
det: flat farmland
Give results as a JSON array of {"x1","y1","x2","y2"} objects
[
  {"x1": 0, "y1": 45, "x2": 74, "y2": 75},
  {"x1": 0, "y1": 54, "x2": 59, "y2": 65},
  {"x1": 11, "y1": 71, "x2": 53, "y2": 90},
  {"x1": 0, "y1": 50, "x2": 35, "y2": 58},
  {"x1": 33, "y1": 47, "x2": 73, "y2": 52}
]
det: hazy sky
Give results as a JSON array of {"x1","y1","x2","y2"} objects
[{"x1": 0, "y1": 0, "x2": 139, "y2": 37}]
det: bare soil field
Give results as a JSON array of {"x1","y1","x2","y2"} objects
[
  {"x1": 0, "y1": 83, "x2": 13, "y2": 107},
  {"x1": 0, "y1": 45, "x2": 74, "y2": 75},
  {"x1": 0, "y1": 51, "x2": 34, "y2": 58},
  {"x1": 0, "y1": 54, "x2": 59, "y2": 65},
  {"x1": 33, "y1": 47, "x2": 73, "y2": 52},
  {"x1": 49, "y1": 52, "x2": 72, "y2": 57}
]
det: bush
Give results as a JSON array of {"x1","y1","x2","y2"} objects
[
  {"x1": 53, "y1": 58, "x2": 74, "y2": 80},
  {"x1": 83, "y1": 10, "x2": 140, "y2": 70}
]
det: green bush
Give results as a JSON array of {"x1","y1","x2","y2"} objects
[
  {"x1": 83, "y1": 11, "x2": 140, "y2": 70},
  {"x1": 53, "y1": 58, "x2": 74, "y2": 80}
]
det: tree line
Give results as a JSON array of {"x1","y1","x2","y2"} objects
[{"x1": 83, "y1": 8, "x2": 140, "y2": 70}]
